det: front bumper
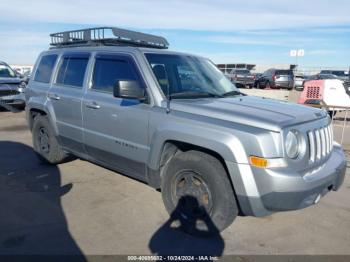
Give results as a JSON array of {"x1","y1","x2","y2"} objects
[
  {"x1": 273, "y1": 81, "x2": 293, "y2": 89},
  {"x1": 0, "y1": 92, "x2": 25, "y2": 106},
  {"x1": 234, "y1": 80, "x2": 255, "y2": 86},
  {"x1": 227, "y1": 144, "x2": 347, "y2": 217}
]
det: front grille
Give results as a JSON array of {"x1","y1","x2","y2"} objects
[
  {"x1": 307, "y1": 124, "x2": 333, "y2": 163},
  {"x1": 0, "y1": 89, "x2": 19, "y2": 97},
  {"x1": 0, "y1": 83, "x2": 20, "y2": 97},
  {"x1": 306, "y1": 86, "x2": 320, "y2": 99}
]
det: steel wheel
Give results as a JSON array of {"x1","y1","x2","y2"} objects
[
  {"x1": 38, "y1": 127, "x2": 50, "y2": 154},
  {"x1": 172, "y1": 171, "x2": 213, "y2": 220}
]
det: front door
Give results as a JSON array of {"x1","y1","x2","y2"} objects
[{"x1": 82, "y1": 53, "x2": 150, "y2": 180}]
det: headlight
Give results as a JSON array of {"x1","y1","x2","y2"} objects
[
  {"x1": 19, "y1": 81, "x2": 27, "y2": 88},
  {"x1": 285, "y1": 130, "x2": 300, "y2": 159}
]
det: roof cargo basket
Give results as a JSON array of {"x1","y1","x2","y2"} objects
[{"x1": 50, "y1": 27, "x2": 169, "y2": 49}]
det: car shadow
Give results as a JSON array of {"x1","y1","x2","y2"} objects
[
  {"x1": 0, "y1": 141, "x2": 85, "y2": 258},
  {"x1": 149, "y1": 196, "x2": 225, "y2": 259}
]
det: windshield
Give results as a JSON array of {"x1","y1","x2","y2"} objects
[
  {"x1": 234, "y1": 69, "x2": 250, "y2": 74},
  {"x1": 320, "y1": 74, "x2": 337, "y2": 79},
  {"x1": 0, "y1": 64, "x2": 16, "y2": 78},
  {"x1": 332, "y1": 71, "x2": 348, "y2": 77},
  {"x1": 145, "y1": 53, "x2": 238, "y2": 98},
  {"x1": 276, "y1": 70, "x2": 292, "y2": 75}
]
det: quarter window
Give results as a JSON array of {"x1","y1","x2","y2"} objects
[
  {"x1": 92, "y1": 55, "x2": 142, "y2": 93},
  {"x1": 34, "y1": 54, "x2": 58, "y2": 83},
  {"x1": 56, "y1": 54, "x2": 89, "y2": 87}
]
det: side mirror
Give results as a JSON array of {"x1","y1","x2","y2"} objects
[{"x1": 113, "y1": 80, "x2": 146, "y2": 101}]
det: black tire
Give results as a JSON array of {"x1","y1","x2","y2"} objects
[
  {"x1": 161, "y1": 150, "x2": 238, "y2": 236},
  {"x1": 32, "y1": 115, "x2": 69, "y2": 164},
  {"x1": 12, "y1": 103, "x2": 26, "y2": 111},
  {"x1": 328, "y1": 110, "x2": 337, "y2": 118},
  {"x1": 256, "y1": 82, "x2": 261, "y2": 89}
]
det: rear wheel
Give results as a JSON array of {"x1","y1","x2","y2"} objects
[
  {"x1": 328, "y1": 110, "x2": 337, "y2": 118},
  {"x1": 161, "y1": 150, "x2": 238, "y2": 236},
  {"x1": 265, "y1": 81, "x2": 271, "y2": 89},
  {"x1": 32, "y1": 115, "x2": 69, "y2": 164}
]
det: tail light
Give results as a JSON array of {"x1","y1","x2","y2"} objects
[{"x1": 273, "y1": 74, "x2": 277, "y2": 81}]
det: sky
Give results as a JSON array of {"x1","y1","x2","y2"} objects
[{"x1": 0, "y1": 0, "x2": 350, "y2": 68}]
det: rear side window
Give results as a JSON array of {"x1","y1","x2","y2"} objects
[
  {"x1": 56, "y1": 53, "x2": 89, "y2": 87},
  {"x1": 92, "y1": 54, "x2": 142, "y2": 93},
  {"x1": 235, "y1": 70, "x2": 250, "y2": 74},
  {"x1": 276, "y1": 70, "x2": 292, "y2": 75},
  {"x1": 34, "y1": 54, "x2": 58, "y2": 83}
]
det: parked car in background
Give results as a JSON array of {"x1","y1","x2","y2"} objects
[
  {"x1": 307, "y1": 74, "x2": 345, "y2": 81},
  {"x1": 294, "y1": 74, "x2": 305, "y2": 91},
  {"x1": 255, "y1": 69, "x2": 294, "y2": 90},
  {"x1": 0, "y1": 61, "x2": 27, "y2": 110},
  {"x1": 320, "y1": 70, "x2": 349, "y2": 81},
  {"x1": 12, "y1": 66, "x2": 32, "y2": 78},
  {"x1": 228, "y1": 69, "x2": 255, "y2": 88}
]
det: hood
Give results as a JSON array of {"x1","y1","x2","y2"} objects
[
  {"x1": 170, "y1": 96, "x2": 327, "y2": 131},
  {"x1": 0, "y1": 77, "x2": 22, "y2": 85}
]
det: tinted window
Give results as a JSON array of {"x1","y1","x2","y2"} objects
[
  {"x1": 0, "y1": 64, "x2": 16, "y2": 78},
  {"x1": 34, "y1": 54, "x2": 58, "y2": 83},
  {"x1": 332, "y1": 71, "x2": 347, "y2": 77},
  {"x1": 56, "y1": 54, "x2": 89, "y2": 87},
  {"x1": 92, "y1": 55, "x2": 141, "y2": 93},
  {"x1": 276, "y1": 70, "x2": 292, "y2": 75},
  {"x1": 235, "y1": 70, "x2": 250, "y2": 74}
]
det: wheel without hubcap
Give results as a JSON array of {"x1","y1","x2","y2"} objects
[
  {"x1": 32, "y1": 115, "x2": 69, "y2": 164},
  {"x1": 38, "y1": 127, "x2": 50, "y2": 154},
  {"x1": 172, "y1": 171, "x2": 213, "y2": 221},
  {"x1": 161, "y1": 150, "x2": 238, "y2": 236}
]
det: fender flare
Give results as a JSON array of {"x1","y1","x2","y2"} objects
[{"x1": 27, "y1": 98, "x2": 59, "y2": 136}]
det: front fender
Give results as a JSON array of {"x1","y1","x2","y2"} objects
[{"x1": 148, "y1": 122, "x2": 249, "y2": 171}]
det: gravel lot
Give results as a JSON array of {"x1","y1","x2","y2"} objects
[{"x1": 0, "y1": 110, "x2": 349, "y2": 256}]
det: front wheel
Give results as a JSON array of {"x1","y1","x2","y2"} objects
[{"x1": 161, "y1": 150, "x2": 238, "y2": 236}]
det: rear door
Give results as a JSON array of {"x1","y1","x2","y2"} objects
[
  {"x1": 82, "y1": 53, "x2": 150, "y2": 180},
  {"x1": 48, "y1": 52, "x2": 90, "y2": 153}
]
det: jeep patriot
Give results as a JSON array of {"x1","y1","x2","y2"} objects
[{"x1": 25, "y1": 27, "x2": 347, "y2": 235}]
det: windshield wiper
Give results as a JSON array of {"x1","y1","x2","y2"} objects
[
  {"x1": 222, "y1": 90, "x2": 247, "y2": 97},
  {"x1": 170, "y1": 91, "x2": 223, "y2": 99}
]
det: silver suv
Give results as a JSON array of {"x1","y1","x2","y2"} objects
[{"x1": 25, "y1": 27, "x2": 346, "y2": 235}]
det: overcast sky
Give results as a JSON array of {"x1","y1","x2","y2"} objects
[{"x1": 0, "y1": 0, "x2": 349, "y2": 68}]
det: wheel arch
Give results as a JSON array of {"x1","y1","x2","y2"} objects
[{"x1": 27, "y1": 101, "x2": 58, "y2": 135}]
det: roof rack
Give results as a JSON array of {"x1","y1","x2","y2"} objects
[{"x1": 50, "y1": 27, "x2": 169, "y2": 49}]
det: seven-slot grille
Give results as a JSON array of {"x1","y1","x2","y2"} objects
[{"x1": 307, "y1": 124, "x2": 333, "y2": 163}]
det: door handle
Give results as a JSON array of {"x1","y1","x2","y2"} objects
[
  {"x1": 48, "y1": 93, "x2": 60, "y2": 100},
  {"x1": 85, "y1": 101, "x2": 101, "y2": 109}
]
